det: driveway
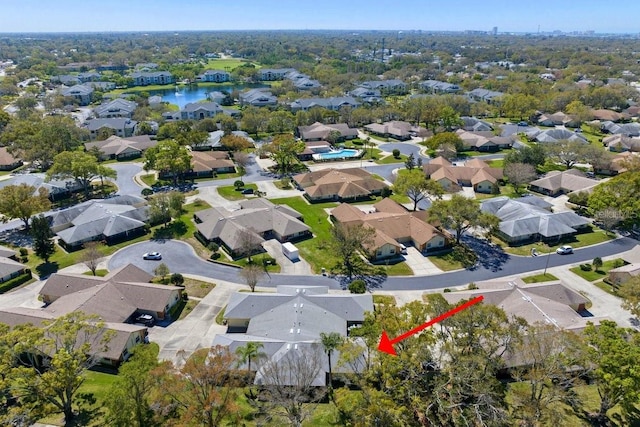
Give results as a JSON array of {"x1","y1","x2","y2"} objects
[{"x1": 108, "y1": 237, "x2": 639, "y2": 292}]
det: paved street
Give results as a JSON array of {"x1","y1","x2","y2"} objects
[{"x1": 108, "y1": 237, "x2": 639, "y2": 291}]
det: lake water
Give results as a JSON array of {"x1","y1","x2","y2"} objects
[{"x1": 138, "y1": 84, "x2": 267, "y2": 109}]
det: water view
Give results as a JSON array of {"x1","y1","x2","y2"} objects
[{"x1": 138, "y1": 83, "x2": 268, "y2": 109}]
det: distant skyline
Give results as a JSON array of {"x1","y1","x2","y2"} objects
[{"x1": 1, "y1": 1, "x2": 639, "y2": 34}]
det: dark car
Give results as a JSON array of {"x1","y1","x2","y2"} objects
[
  {"x1": 517, "y1": 121, "x2": 529, "y2": 127},
  {"x1": 241, "y1": 188, "x2": 254, "y2": 194},
  {"x1": 134, "y1": 314, "x2": 155, "y2": 326}
]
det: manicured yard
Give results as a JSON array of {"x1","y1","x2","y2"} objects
[
  {"x1": 497, "y1": 228, "x2": 614, "y2": 256},
  {"x1": 268, "y1": 196, "x2": 412, "y2": 276},
  {"x1": 377, "y1": 153, "x2": 407, "y2": 164},
  {"x1": 217, "y1": 183, "x2": 258, "y2": 200},
  {"x1": 140, "y1": 173, "x2": 156, "y2": 186},
  {"x1": 428, "y1": 252, "x2": 465, "y2": 271},
  {"x1": 521, "y1": 272, "x2": 559, "y2": 283},
  {"x1": 569, "y1": 258, "x2": 628, "y2": 282},
  {"x1": 486, "y1": 158, "x2": 504, "y2": 168}
]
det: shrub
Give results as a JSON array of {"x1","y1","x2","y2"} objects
[
  {"x1": 348, "y1": 279, "x2": 366, "y2": 294},
  {"x1": 613, "y1": 259, "x2": 625, "y2": 268},
  {"x1": 141, "y1": 188, "x2": 154, "y2": 197},
  {"x1": 19, "y1": 248, "x2": 28, "y2": 257},
  {"x1": 207, "y1": 242, "x2": 220, "y2": 252},
  {"x1": 392, "y1": 149, "x2": 401, "y2": 158},
  {"x1": 262, "y1": 256, "x2": 276, "y2": 266},
  {"x1": 210, "y1": 252, "x2": 221, "y2": 260},
  {"x1": 20, "y1": 256, "x2": 28, "y2": 263},
  {"x1": 443, "y1": 288, "x2": 452, "y2": 293},
  {"x1": 468, "y1": 282, "x2": 478, "y2": 290},
  {"x1": 170, "y1": 273, "x2": 185, "y2": 286},
  {"x1": 234, "y1": 180, "x2": 245, "y2": 190},
  {"x1": 579, "y1": 263, "x2": 592, "y2": 271},
  {"x1": 381, "y1": 187, "x2": 392, "y2": 197}
]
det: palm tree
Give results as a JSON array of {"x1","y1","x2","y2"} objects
[
  {"x1": 235, "y1": 341, "x2": 265, "y2": 375},
  {"x1": 320, "y1": 332, "x2": 343, "y2": 392}
]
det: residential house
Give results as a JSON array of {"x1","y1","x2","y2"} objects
[
  {"x1": 467, "y1": 88, "x2": 504, "y2": 104},
  {"x1": 331, "y1": 198, "x2": 449, "y2": 259},
  {"x1": 85, "y1": 81, "x2": 116, "y2": 91},
  {"x1": 189, "y1": 151, "x2": 235, "y2": 177},
  {"x1": 293, "y1": 77, "x2": 321, "y2": 91},
  {"x1": 148, "y1": 95, "x2": 163, "y2": 106},
  {"x1": 603, "y1": 134, "x2": 640, "y2": 152},
  {"x1": 594, "y1": 151, "x2": 635, "y2": 175},
  {"x1": 0, "y1": 256, "x2": 27, "y2": 283},
  {"x1": 195, "y1": 130, "x2": 255, "y2": 151},
  {"x1": 135, "y1": 62, "x2": 159, "y2": 71},
  {"x1": 129, "y1": 71, "x2": 174, "y2": 86},
  {"x1": 0, "y1": 307, "x2": 147, "y2": 366},
  {"x1": 455, "y1": 129, "x2": 514, "y2": 152},
  {"x1": 297, "y1": 122, "x2": 359, "y2": 142},
  {"x1": 480, "y1": 196, "x2": 590, "y2": 244},
  {"x1": 84, "y1": 135, "x2": 156, "y2": 161},
  {"x1": 194, "y1": 198, "x2": 311, "y2": 258},
  {"x1": 179, "y1": 102, "x2": 223, "y2": 120},
  {"x1": 258, "y1": 68, "x2": 296, "y2": 81},
  {"x1": 207, "y1": 91, "x2": 227, "y2": 104},
  {"x1": 423, "y1": 156, "x2": 503, "y2": 193},
  {"x1": 364, "y1": 121, "x2": 428, "y2": 140},
  {"x1": 239, "y1": 89, "x2": 277, "y2": 107},
  {"x1": 60, "y1": 84, "x2": 94, "y2": 106},
  {"x1": 0, "y1": 147, "x2": 23, "y2": 171},
  {"x1": 525, "y1": 128, "x2": 588, "y2": 144},
  {"x1": 51, "y1": 74, "x2": 80, "y2": 85},
  {"x1": 0, "y1": 263, "x2": 181, "y2": 366},
  {"x1": 47, "y1": 195, "x2": 149, "y2": 250},
  {"x1": 359, "y1": 79, "x2": 407, "y2": 94},
  {"x1": 529, "y1": 169, "x2": 599, "y2": 196},
  {"x1": 443, "y1": 278, "x2": 606, "y2": 334},
  {"x1": 93, "y1": 99, "x2": 138, "y2": 119},
  {"x1": 536, "y1": 111, "x2": 580, "y2": 127},
  {"x1": 0, "y1": 173, "x2": 83, "y2": 202},
  {"x1": 290, "y1": 97, "x2": 360, "y2": 112},
  {"x1": 420, "y1": 80, "x2": 461, "y2": 94},
  {"x1": 77, "y1": 71, "x2": 102, "y2": 83},
  {"x1": 608, "y1": 264, "x2": 640, "y2": 286},
  {"x1": 590, "y1": 109, "x2": 627, "y2": 122},
  {"x1": 0, "y1": 245, "x2": 17, "y2": 259},
  {"x1": 197, "y1": 69, "x2": 230, "y2": 82},
  {"x1": 293, "y1": 168, "x2": 388, "y2": 202},
  {"x1": 460, "y1": 116, "x2": 493, "y2": 132},
  {"x1": 83, "y1": 118, "x2": 138, "y2": 139},
  {"x1": 600, "y1": 121, "x2": 640, "y2": 137},
  {"x1": 212, "y1": 285, "x2": 373, "y2": 386},
  {"x1": 349, "y1": 87, "x2": 383, "y2": 103}
]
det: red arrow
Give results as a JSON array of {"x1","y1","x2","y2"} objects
[{"x1": 377, "y1": 295, "x2": 484, "y2": 356}]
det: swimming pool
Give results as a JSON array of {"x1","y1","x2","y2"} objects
[{"x1": 313, "y1": 149, "x2": 362, "y2": 161}]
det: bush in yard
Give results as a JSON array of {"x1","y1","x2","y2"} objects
[
  {"x1": 207, "y1": 242, "x2": 219, "y2": 252},
  {"x1": 19, "y1": 248, "x2": 28, "y2": 257},
  {"x1": 141, "y1": 188, "x2": 153, "y2": 197},
  {"x1": 392, "y1": 149, "x2": 401, "y2": 158},
  {"x1": 580, "y1": 263, "x2": 592, "y2": 271},
  {"x1": 170, "y1": 273, "x2": 185, "y2": 286},
  {"x1": 613, "y1": 259, "x2": 625, "y2": 268},
  {"x1": 234, "y1": 180, "x2": 245, "y2": 190},
  {"x1": 210, "y1": 252, "x2": 221, "y2": 260},
  {"x1": 348, "y1": 279, "x2": 366, "y2": 294},
  {"x1": 381, "y1": 187, "x2": 392, "y2": 197}
]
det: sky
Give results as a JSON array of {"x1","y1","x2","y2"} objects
[{"x1": 1, "y1": 0, "x2": 639, "y2": 34}]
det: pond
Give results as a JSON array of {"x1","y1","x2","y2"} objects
[{"x1": 133, "y1": 83, "x2": 268, "y2": 109}]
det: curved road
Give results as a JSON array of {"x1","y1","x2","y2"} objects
[{"x1": 109, "y1": 237, "x2": 639, "y2": 291}]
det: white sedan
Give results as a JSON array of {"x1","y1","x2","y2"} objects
[
  {"x1": 556, "y1": 245, "x2": 573, "y2": 255},
  {"x1": 142, "y1": 252, "x2": 162, "y2": 260}
]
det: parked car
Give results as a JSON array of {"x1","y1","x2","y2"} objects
[
  {"x1": 399, "y1": 244, "x2": 407, "y2": 255},
  {"x1": 241, "y1": 188, "x2": 254, "y2": 194},
  {"x1": 556, "y1": 245, "x2": 573, "y2": 255},
  {"x1": 143, "y1": 251, "x2": 162, "y2": 260},
  {"x1": 517, "y1": 121, "x2": 529, "y2": 126},
  {"x1": 134, "y1": 314, "x2": 155, "y2": 326}
]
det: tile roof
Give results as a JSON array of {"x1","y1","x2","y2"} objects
[
  {"x1": 0, "y1": 146, "x2": 21, "y2": 167},
  {"x1": 84, "y1": 135, "x2": 156, "y2": 157},
  {"x1": 529, "y1": 169, "x2": 598, "y2": 193},
  {"x1": 293, "y1": 168, "x2": 388, "y2": 199}
]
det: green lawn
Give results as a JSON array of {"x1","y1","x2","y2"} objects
[
  {"x1": 428, "y1": 252, "x2": 465, "y2": 271},
  {"x1": 205, "y1": 58, "x2": 261, "y2": 71},
  {"x1": 217, "y1": 183, "x2": 259, "y2": 200},
  {"x1": 486, "y1": 159, "x2": 504, "y2": 168},
  {"x1": 377, "y1": 153, "x2": 407, "y2": 164},
  {"x1": 521, "y1": 272, "x2": 559, "y2": 283},
  {"x1": 498, "y1": 228, "x2": 615, "y2": 256},
  {"x1": 140, "y1": 173, "x2": 156, "y2": 186},
  {"x1": 569, "y1": 258, "x2": 628, "y2": 282},
  {"x1": 373, "y1": 294, "x2": 397, "y2": 305}
]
